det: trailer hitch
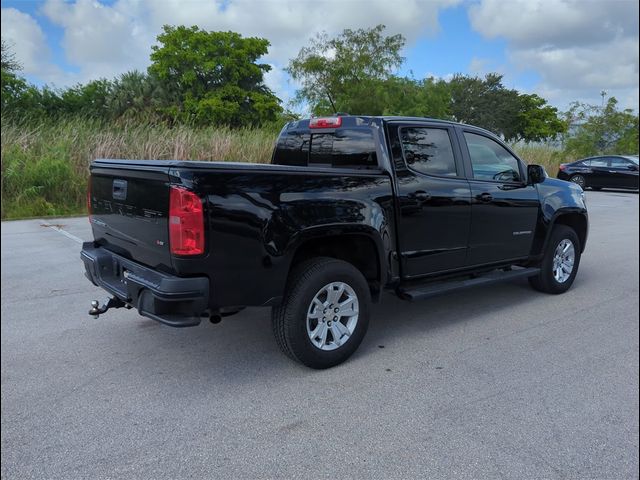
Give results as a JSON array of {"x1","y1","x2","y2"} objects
[{"x1": 88, "y1": 296, "x2": 128, "y2": 319}]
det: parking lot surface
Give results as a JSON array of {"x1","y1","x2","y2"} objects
[{"x1": 1, "y1": 190, "x2": 638, "y2": 479}]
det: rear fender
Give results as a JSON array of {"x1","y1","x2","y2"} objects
[{"x1": 284, "y1": 225, "x2": 389, "y2": 301}]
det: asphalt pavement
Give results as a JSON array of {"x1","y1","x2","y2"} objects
[{"x1": 1, "y1": 190, "x2": 638, "y2": 479}]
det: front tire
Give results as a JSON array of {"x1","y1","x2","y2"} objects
[
  {"x1": 529, "y1": 225, "x2": 581, "y2": 294},
  {"x1": 272, "y1": 257, "x2": 371, "y2": 369}
]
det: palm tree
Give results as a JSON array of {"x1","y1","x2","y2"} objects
[{"x1": 108, "y1": 71, "x2": 179, "y2": 121}]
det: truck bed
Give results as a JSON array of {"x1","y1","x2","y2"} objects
[{"x1": 88, "y1": 159, "x2": 395, "y2": 308}]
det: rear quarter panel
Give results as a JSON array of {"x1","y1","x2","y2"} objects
[{"x1": 170, "y1": 164, "x2": 396, "y2": 308}]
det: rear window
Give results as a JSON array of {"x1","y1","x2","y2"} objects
[
  {"x1": 272, "y1": 131, "x2": 310, "y2": 166},
  {"x1": 273, "y1": 128, "x2": 377, "y2": 168}
]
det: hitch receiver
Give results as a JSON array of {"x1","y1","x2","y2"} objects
[{"x1": 89, "y1": 296, "x2": 127, "y2": 319}]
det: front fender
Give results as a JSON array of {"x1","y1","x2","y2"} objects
[{"x1": 531, "y1": 178, "x2": 588, "y2": 257}]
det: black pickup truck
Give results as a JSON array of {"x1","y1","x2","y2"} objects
[{"x1": 82, "y1": 115, "x2": 588, "y2": 368}]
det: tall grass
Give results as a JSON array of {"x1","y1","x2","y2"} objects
[
  {"x1": 1, "y1": 118, "x2": 277, "y2": 219},
  {"x1": 512, "y1": 142, "x2": 571, "y2": 174},
  {"x1": 1, "y1": 117, "x2": 572, "y2": 219}
]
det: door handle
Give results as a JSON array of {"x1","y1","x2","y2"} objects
[
  {"x1": 410, "y1": 190, "x2": 431, "y2": 202},
  {"x1": 608, "y1": 170, "x2": 617, "y2": 173},
  {"x1": 414, "y1": 191, "x2": 431, "y2": 201},
  {"x1": 477, "y1": 192, "x2": 493, "y2": 202}
]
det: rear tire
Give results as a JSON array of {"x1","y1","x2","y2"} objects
[
  {"x1": 569, "y1": 174, "x2": 586, "y2": 189},
  {"x1": 272, "y1": 257, "x2": 371, "y2": 369},
  {"x1": 529, "y1": 225, "x2": 581, "y2": 294}
]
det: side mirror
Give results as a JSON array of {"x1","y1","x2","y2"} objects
[
  {"x1": 628, "y1": 164, "x2": 638, "y2": 171},
  {"x1": 527, "y1": 164, "x2": 547, "y2": 184}
]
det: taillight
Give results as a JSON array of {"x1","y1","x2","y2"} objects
[
  {"x1": 309, "y1": 116, "x2": 342, "y2": 129},
  {"x1": 559, "y1": 164, "x2": 567, "y2": 171},
  {"x1": 169, "y1": 186, "x2": 204, "y2": 256}
]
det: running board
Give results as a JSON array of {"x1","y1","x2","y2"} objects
[{"x1": 397, "y1": 267, "x2": 540, "y2": 301}]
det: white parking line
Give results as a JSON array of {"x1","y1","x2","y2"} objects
[{"x1": 38, "y1": 219, "x2": 84, "y2": 245}]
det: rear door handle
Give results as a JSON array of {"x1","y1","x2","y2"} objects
[
  {"x1": 477, "y1": 192, "x2": 493, "y2": 202},
  {"x1": 413, "y1": 191, "x2": 431, "y2": 201}
]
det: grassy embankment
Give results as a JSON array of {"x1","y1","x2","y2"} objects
[{"x1": 0, "y1": 118, "x2": 570, "y2": 219}]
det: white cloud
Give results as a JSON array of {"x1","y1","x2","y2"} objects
[
  {"x1": 468, "y1": 0, "x2": 639, "y2": 110},
  {"x1": 512, "y1": 38, "x2": 638, "y2": 90},
  {"x1": 1, "y1": 8, "x2": 49, "y2": 74},
  {"x1": 425, "y1": 71, "x2": 455, "y2": 82},
  {"x1": 467, "y1": 57, "x2": 488, "y2": 75},
  {"x1": 139, "y1": 0, "x2": 461, "y2": 62},
  {"x1": 0, "y1": 7, "x2": 74, "y2": 85},
  {"x1": 263, "y1": 64, "x2": 290, "y2": 102},
  {"x1": 41, "y1": 0, "x2": 153, "y2": 83},
  {"x1": 469, "y1": 0, "x2": 637, "y2": 48},
  {"x1": 15, "y1": 0, "x2": 459, "y2": 99}
]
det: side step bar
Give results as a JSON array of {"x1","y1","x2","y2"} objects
[{"x1": 397, "y1": 267, "x2": 540, "y2": 301}]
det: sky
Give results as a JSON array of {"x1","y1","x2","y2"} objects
[{"x1": 1, "y1": 0, "x2": 638, "y2": 114}]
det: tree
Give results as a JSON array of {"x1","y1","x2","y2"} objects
[
  {"x1": 381, "y1": 76, "x2": 452, "y2": 119},
  {"x1": 1, "y1": 39, "x2": 27, "y2": 114},
  {"x1": 564, "y1": 97, "x2": 639, "y2": 157},
  {"x1": 449, "y1": 73, "x2": 518, "y2": 138},
  {"x1": 148, "y1": 25, "x2": 281, "y2": 126},
  {"x1": 448, "y1": 74, "x2": 565, "y2": 142},
  {"x1": 60, "y1": 79, "x2": 112, "y2": 118},
  {"x1": 107, "y1": 71, "x2": 175, "y2": 120},
  {"x1": 1, "y1": 38, "x2": 21, "y2": 73},
  {"x1": 514, "y1": 93, "x2": 567, "y2": 142},
  {"x1": 287, "y1": 25, "x2": 404, "y2": 115}
]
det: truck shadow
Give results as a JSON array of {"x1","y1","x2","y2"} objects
[{"x1": 120, "y1": 274, "x2": 583, "y2": 387}]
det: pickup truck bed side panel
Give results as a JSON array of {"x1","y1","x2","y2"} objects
[{"x1": 170, "y1": 166, "x2": 396, "y2": 308}]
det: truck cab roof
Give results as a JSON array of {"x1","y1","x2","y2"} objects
[
  {"x1": 275, "y1": 115, "x2": 494, "y2": 170},
  {"x1": 283, "y1": 115, "x2": 459, "y2": 131}
]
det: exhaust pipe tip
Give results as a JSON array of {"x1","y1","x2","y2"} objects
[{"x1": 209, "y1": 314, "x2": 222, "y2": 324}]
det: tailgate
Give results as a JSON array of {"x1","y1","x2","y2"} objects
[{"x1": 89, "y1": 160, "x2": 173, "y2": 270}]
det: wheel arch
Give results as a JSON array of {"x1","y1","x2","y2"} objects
[
  {"x1": 547, "y1": 211, "x2": 588, "y2": 253},
  {"x1": 285, "y1": 227, "x2": 386, "y2": 302}
]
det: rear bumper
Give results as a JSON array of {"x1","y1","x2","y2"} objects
[{"x1": 81, "y1": 242, "x2": 209, "y2": 327}]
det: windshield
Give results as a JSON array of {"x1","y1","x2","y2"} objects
[{"x1": 623, "y1": 155, "x2": 639, "y2": 165}]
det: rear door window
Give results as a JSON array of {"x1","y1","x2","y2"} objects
[
  {"x1": 589, "y1": 157, "x2": 609, "y2": 167},
  {"x1": 399, "y1": 127, "x2": 458, "y2": 176}
]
